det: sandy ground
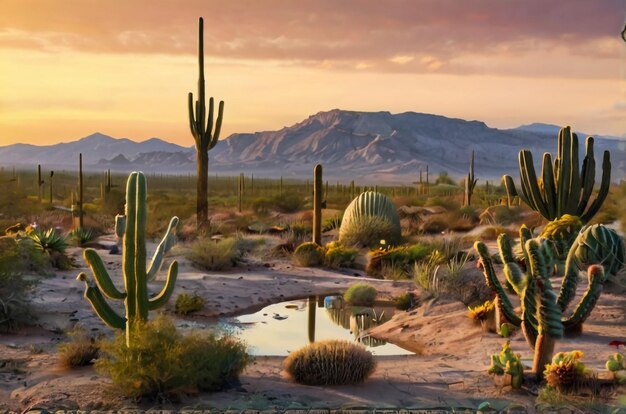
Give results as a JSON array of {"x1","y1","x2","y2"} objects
[{"x1": 1, "y1": 235, "x2": 625, "y2": 412}]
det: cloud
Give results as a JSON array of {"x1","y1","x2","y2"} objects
[{"x1": 0, "y1": 0, "x2": 623, "y2": 76}]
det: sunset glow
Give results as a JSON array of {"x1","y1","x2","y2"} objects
[{"x1": 1, "y1": 0, "x2": 624, "y2": 146}]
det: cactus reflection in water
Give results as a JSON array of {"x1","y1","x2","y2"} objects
[{"x1": 324, "y1": 295, "x2": 391, "y2": 348}]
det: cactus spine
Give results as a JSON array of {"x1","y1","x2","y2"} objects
[
  {"x1": 313, "y1": 164, "x2": 323, "y2": 245},
  {"x1": 77, "y1": 172, "x2": 179, "y2": 346},
  {"x1": 464, "y1": 150, "x2": 478, "y2": 207},
  {"x1": 188, "y1": 17, "x2": 224, "y2": 230},
  {"x1": 503, "y1": 126, "x2": 611, "y2": 223}
]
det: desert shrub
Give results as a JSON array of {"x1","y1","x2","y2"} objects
[
  {"x1": 0, "y1": 272, "x2": 35, "y2": 332},
  {"x1": 379, "y1": 262, "x2": 408, "y2": 280},
  {"x1": 479, "y1": 205, "x2": 521, "y2": 225},
  {"x1": 175, "y1": 293, "x2": 205, "y2": 315},
  {"x1": 458, "y1": 205, "x2": 480, "y2": 222},
  {"x1": 58, "y1": 328, "x2": 99, "y2": 368},
  {"x1": 0, "y1": 236, "x2": 19, "y2": 272},
  {"x1": 544, "y1": 351, "x2": 588, "y2": 392},
  {"x1": 421, "y1": 215, "x2": 448, "y2": 234},
  {"x1": 477, "y1": 225, "x2": 511, "y2": 241},
  {"x1": 344, "y1": 283, "x2": 377, "y2": 306},
  {"x1": 293, "y1": 242, "x2": 324, "y2": 267},
  {"x1": 274, "y1": 193, "x2": 304, "y2": 213},
  {"x1": 283, "y1": 339, "x2": 376, "y2": 385},
  {"x1": 394, "y1": 292, "x2": 414, "y2": 310},
  {"x1": 435, "y1": 171, "x2": 456, "y2": 186},
  {"x1": 339, "y1": 192, "x2": 401, "y2": 248},
  {"x1": 186, "y1": 236, "x2": 244, "y2": 270},
  {"x1": 322, "y1": 215, "x2": 342, "y2": 232},
  {"x1": 367, "y1": 243, "x2": 433, "y2": 276},
  {"x1": 96, "y1": 315, "x2": 250, "y2": 399},
  {"x1": 413, "y1": 251, "x2": 444, "y2": 297},
  {"x1": 251, "y1": 197, "x2": 272, "y2": 215},
  {"x1": 68, "y1": 227, "x2": 96, "y2": 246},
  {"x1": 324, "y1": 242, "x2": 357, "y2": 268}
]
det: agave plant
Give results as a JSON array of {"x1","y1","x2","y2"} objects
[
  {"x1": 68, "y1": 227, "x2": 96, "y2": 246},
  {"x1": 28, "y1": 228, "x2": 67, "y2": 255}
]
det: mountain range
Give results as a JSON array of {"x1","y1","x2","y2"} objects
[{"x1": 1, "y1": 109, "x2": 624, "y2": 183}]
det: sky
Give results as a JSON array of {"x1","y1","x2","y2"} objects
[{"x1": 0, "y1": 0, "x2": 625, "y2": 146}]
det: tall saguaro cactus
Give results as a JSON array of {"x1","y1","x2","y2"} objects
[
  {"x1": 77, "y1": 172, "x2": 179, "y2": 346},
  {"x1": 464, "y1": 150, "x2": 478, "y2": 206},
  {"x1": 188, "y1": 17, "x2": 224, "y2": 230},
  {"x1": 503, "y1": 126, "x2": 611, "y2": 223},
  {"x1": 313, "y1": 164, "x2": 323, "y2": 245}
]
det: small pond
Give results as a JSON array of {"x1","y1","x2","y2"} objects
[{"x1": 213, "y1": 295, "x2": 413, "y2": 356}]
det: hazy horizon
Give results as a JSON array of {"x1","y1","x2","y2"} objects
[{"x1": 1, "y1": 0, "x2": 625, "y2": 146}]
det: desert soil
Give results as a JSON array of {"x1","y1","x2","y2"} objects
[{"x1": 1, "y1": 235, "x2": 625, "y2": 412}]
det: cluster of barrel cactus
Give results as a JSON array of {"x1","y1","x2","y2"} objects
[
  {"x1": 474, "y1": 223, "x2": 624, "y2": 377},
  {"x1": 503, "y1": 126, "x2": 610, "y2": 223},
  {"x1": 77, "y1": 172, "x2": 179, "y2": 346}
]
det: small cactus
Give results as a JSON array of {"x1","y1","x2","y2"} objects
[
  {"x1": 488, "y1": 341, "x2": 524, "y2": 389},
  {"x1": 339, "y1": 191, "x2": 401, "y2": 247}
]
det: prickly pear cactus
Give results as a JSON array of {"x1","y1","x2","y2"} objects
[{"x1": 339, "y1": 191, "x2": 401, "y2": 247}]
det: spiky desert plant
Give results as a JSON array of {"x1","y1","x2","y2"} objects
[
  {"x1": 313, "y1": 164, "x2": 323, "y2": 245},
  {"x1": 68, "y1": 227, "x2": 95, "y2": 247},
  {"x1": 77, "y1": 172, "x2": 179, "y2": 347},
  {"x1": 475, "y1": 226, "x2": 624, "y2": 376},
  {"x1": 488, "y1": 341, "x2": 524, "y2": 389},
  {"x1": 544, "y1": 351, "x2": 587, "y2": 391},
  {"x1": 503, "y1": 126, "x2": 610, "y2": 223},
  {"x1": 468, "y1": 299, "x2": 495, "y2": 323},
  {"x1": 339, "y1": 191, "x2": 401, "y2": 247},
  {"x1": 283, "y1": 339, "x2": 376, "y2": 385},
  {"x1": 464, "y1": 150, "x2": 478, "y2": 207},
  {"x1": 28, "y1": 228, "x2": 68, "y2": 255},
  {"x1": 188, "y1": 17, "x2": 224, "y2": 230}
]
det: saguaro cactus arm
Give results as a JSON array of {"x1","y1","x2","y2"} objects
[
  {"x1": 562, "y1": 265, "x2": 605, "y2": 330},
  {"x1": 147, "y1": 216, "x2": 179, "y2": 280},
  {"x1": 83, "y1": 249, "x2": 126, "y2": 300},
  {"x1": 76, "y1": 273, "x2": 126, "y2": 329}
]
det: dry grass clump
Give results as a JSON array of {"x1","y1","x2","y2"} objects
[
  {"x1": 283, "y1": 339, "x2": 376, "y2": 385},
  {"x1": 324, "y1": 242, "x2": 357, "y2": 268},
  {"x1": 343, "y1": 283, "x2": 377, "y2": 306},
  {"x1": 58, "y1": 328, "x2": 99, "y2": 368},
  {"x1": 185, "y1": 236, "x2": 244, "y2": 270},
  {"x1": 339, "y1": 216, "x2": 400, "y2": 248},
  {"x1": 96, "y1": 315, "x2": 250, "y2": 399},
  {"x1": 175, "y1": 293, "x2": 205, "y2": 315},
  {"x1": 293, "y1": 242, "x2": 324, "y2": 267}
]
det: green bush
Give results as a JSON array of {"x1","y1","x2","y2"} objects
[
  {"x1": 96, "y1": 315, "x2": 250, "y2": 399},
  {"x1": 175, "y1": 293, "x2": 205, "y2": 315},
  {"x1": 293, "y1": 242, "x2": 324, "y2": 267},
  {"x1": 283, "y1": 339, "x2": 376, "y2": 385},
  {"x1": 68, "y1": 227, "x2": 96, "y2": 246},
  {"x1": 367, "y1": 243, "x2": 434, "y2": 276},
  {"x1": 421, "y1": 215, "x2": 448, "y2": 234},
  {"x1": 186, "y1": 237, "x2": 244, "y2": 270},
  {"x1": 0, "y1": 272, "x2": 35, "y2": 332},
  {"x1": 324, "y1": 242, "x2": 357, "y2": 268},
  {"x1": 344, "y1": 283, "x2": 377, "y2": 306},
  {"x1": 274, "y1": 193, "x2": 304, "y2": 213},
  {"x1": 58, "y1": 328, "x2": 99, "y2": 368},
  {"x1": 394, "y1": 292, "x2": 414, "y2": 310}
]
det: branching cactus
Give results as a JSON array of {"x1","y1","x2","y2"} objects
[
  {"x1": 503, "y1": 126, "x2": 611, "y2": 223},
  {"x1": 474, "y1": 225, "x2": 624, "y2": 377},
  {"x1": 77, "y1": 172, "x2": 179, "y2": 346}
]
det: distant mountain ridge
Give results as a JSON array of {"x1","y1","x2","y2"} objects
[{"x1": 1, "y1": 110, "x2": 624, "y2": 182}]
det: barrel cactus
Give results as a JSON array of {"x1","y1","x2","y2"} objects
[
  {"x1": 339, "y1": 191, "x2": 401, "y2": 247},
  {"x1": 77, "y1": 172, "x2": 179, "y2": 347}
]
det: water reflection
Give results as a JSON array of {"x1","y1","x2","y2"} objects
[{"x1": 224, "y1": 295, "x2": 412, "y2": 356}]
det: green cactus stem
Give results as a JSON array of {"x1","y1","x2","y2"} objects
[
  {"x1": 188, "y1": 16, "x2": 224, "y2": 230},
  {"x1": 77, "y1": 172, "x2": 179, "y2": 346},
  {"x1": 464, "y1": 150, "x2": 478, "y2": 207},
  {"x1": 562, "y1": 265, "x2": 605, "y2": 332},
  {"x1": 503, "y1": 126, "x2": 611, "y2": 223},
  {"x1": 313, "y1": 164, "x2": 323, "y2": 245}
]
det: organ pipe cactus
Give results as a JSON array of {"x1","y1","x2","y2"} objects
[
  {"x1": 188, "y1": 17, "x2": 224, "y2": 229},
  {"x1": 474, "y1": 225, "x2": 624, "y2": 377},
  {"x1": 339, "y1": 191, "x2": 401, "y2": 247},
  {"x1": 77, "y1": 172, "x2": 179, "y2": 346},
  {"x1": 503, "y1": 126, "x2": 611, "y2": 223}
]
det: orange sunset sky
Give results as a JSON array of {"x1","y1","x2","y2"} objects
[{"x1": 0, "y1": 0, "x2": 625, "y2": 146}]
